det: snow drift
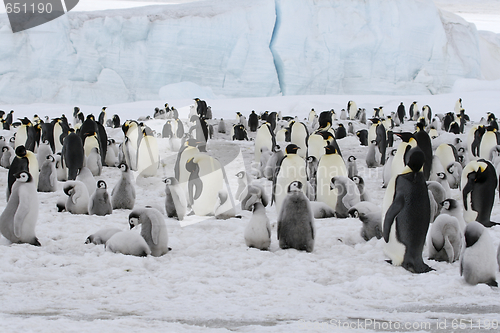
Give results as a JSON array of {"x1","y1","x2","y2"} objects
[{"x1": 0, "y1": 0, "x2": 498, "y2": 105}]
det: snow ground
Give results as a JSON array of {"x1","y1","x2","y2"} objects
[{"x1": 1, "y1": 91, "x2": 500, "y2": 332}]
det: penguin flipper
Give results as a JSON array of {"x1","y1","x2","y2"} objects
[
  {"x1": 13, "y1": 196, "x2": 30, "y2": 238},
  {"x1": 383, "y1": 191, "x2": 404, "y2": 242}
]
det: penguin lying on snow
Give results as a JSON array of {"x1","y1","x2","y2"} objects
[
  {"x1": 428, "y1": 215, "x2": 462, "y2": 263},
  {"x1": 63, "y1": 181, "x2": 89, "y2": 215},
  {"x1": 106, "y1": 230, "x2": 151, "y2": 257},
  {"x1": 86, "y1": 228, "x2": 121, "y2": 245},
  {"x1": 348, "y1": 202, "x2": 382, "y2": 241},
  {"x1": 164, "y1": 177, "x2": 188, "y2": 221}
]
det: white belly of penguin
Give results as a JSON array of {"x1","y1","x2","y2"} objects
[{"x1": 384, "y1": 223, "x2": 406, "y2": 266}]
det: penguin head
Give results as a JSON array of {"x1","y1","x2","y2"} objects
[
  {"x1": 441, "y1": 199, "x2": 458, "y2": 211},
  {"x1": 14, "y1": 171, "x2": 32, "y2": 183},
  {"x1": 235, "y1": 171, "x2": 246, "y2": 179},
  {"x1": 287, "y1": 181, "x2": 303, "y2": 192},
  {"x1": 348, "y1": 156, "x2": 356, "y2": 162},
  {"x1": 348, "y1": 208, "x2": 359, "y2": 218},
  {"x1": 102, "y1": 106, "x2": 107, "y2": 111},
  {"x1": 393, "y1": 132, "x2": 414, "y2": 143},
  {"x1": 19, "y1": 117, "x2": 32, "y2": 126},
  {"x1": 9, "y1": 137, "x2": 15, "y2": 143},
  {"x1": 63, "y1": 184, "x2": 75, "y2": 196},
  {"x1": 46, "y1": 155, "x2": 55, "y2": 163},
  {"x1": 324, "y1": 144, "x2": 338, "y2": 155},
  {"x1": 2, "y1": 146, "x2": 8, "y2": 152},
  {"x1": 436, "y1": 172, "x2": 447, "y2": 180},
  {"x1": 285, "y1": 144, "x2": 300, "y2": 154},
  {"x1": 118, "y1": 163, "x2": 129, "y2": 172},
  {"x1": 97, "y1": 180, "x2": 107, "y2": 189},
  {"x1": 15, "y1": 145, "x2": 27, "y2": 157},
  {"x1": 405, "y1": 147, "x2": 425, "y2": 173},
  {"x1": 274, "y1": 145, "x2": 281, "y2": 152},
  {"x1": 306, "y1": 156, "x2": 316, "y2": 163},
  {"x1": 128, "y1": 211, "x2": 141, "y2": 229},
  {"x1": 464, "y1": 221, "x2": 484, "y2": 248},
  {"x1": 163, "y1": 177, "x2": 178, "y2": 186}
]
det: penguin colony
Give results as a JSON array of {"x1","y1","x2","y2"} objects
[{"x1": 0, "y1": 98, "x2": 500, "y2": 288}]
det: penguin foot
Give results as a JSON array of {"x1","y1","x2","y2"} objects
[
  {"x1": 483, "y1": 221, "x2": 500, "y2": 228},
  {"x1": 403, "y1": 261, "x2": 434, "y2": 274},
  {"x1": 31, "y1": 238, "x2": 41, "y2": 247},
  {"x1": 168, "y1": 247, "x2": 172, "y2": 251},
  {"x1": 187, "y1": 210, "x2": 195, "y2": 216},
  {"x1": 486, "y1": 279, "x2": 498, "y2": 287},
  {"x1": 235, "y1": 215, "x2": 242, "y2": 219},
  {"x1": 385, "y1": 259, "x2": 393, "y2": 265}
]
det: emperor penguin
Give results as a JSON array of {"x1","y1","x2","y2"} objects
[
  {"x1": 290, "y1": 121, "x2": 309, "y2": 159},
  {"x1": 218, "y1": 119, "x2": 226, "y2": 134},
  {"x1": 248, "y1": 111, "x2": 259, "y2": 132},
  {"x1": 63, "y1": 181, "x2": 89, "y2": 215},
  {"x1": 88, "y1": 180, "x2": 113, "y2": 216},
  {"x1": 1, "y1": 145, "x2": 14, "y2": 168},
  {"x1": 383, "y1": 149, "x2": 397, "y2": 188},
  {"x1": 454, "y1": 98, "x2": 463, "y2": 114},
  {"x1": 347, "y1": 122, "x2": 355, "y2": 136},
  {"x1": 105, "y1": 139, "x2": 118, "y2": 167},
  {"x1": 308, "y1": 109, "x2": 316, "y2": 125},
  {"x1": 428, "y1": 215, "x2": 463, "y2": 263},
  {"x1": 316, "y1": 144, "x2": 347, "y2": 211},
  {"x1": 340, "y1": 109, "x2": 347, "y2": 120},
  {"x1": 351, "y1": 175, "x2": 369, "y2": 202},
  {"x1": 0, "y1": 171, "x2": 40, "y2": 246},
  {"x1": 461, "y1": 159, "x2": 498, "y2": 227},
  {"x1": 273, "y1": 144, "x2": 308, "y2": 214},
  {"x1": 347, "y1": 100, "x2": 357, "y2": 120},
  {"x1": 258, "y1": 146, "x2": 273, "y2": 178},
  {"x1": 460, "y1": 221, "x2": 498, "y2": 287},
  {"x1": 235, "y1": 171, "x2": 249, "y2": 200},
  {"x1": 383, "y1": 147, "x2": 434, "y2": 273},
  {"x1": 111, "y1": 163, "x2": 136, "y2": 210},
  {"x1": 105, "y1": 230, "x2": 151, "y2": 257},
  {"x1": 129, "y1": 207, "x2": 170, "y2": 257},
  {"x1": 277, "y1": 181, "x2": 315, "y2": 252},
  {"x1": 356, "y1": 130, "x2": 368, "y2": 146},
  {"x1": 122, "y1": 120, "x2": 141, "y2": 171},
  {"x1": 85, "y1": 228, "x2": 121, "y2": 245},
  {"x1": 348, "y1": 202, "x2": 382, "y2": 241},
  {"x1": 98, "y1": 106, "x2": 107, "y2": 125},
  {"x1": 54, "y1": 153, "x2": 67, "y2": 181},
  {"x1": 440, "y1": 199, "x2": 467, "y2": 233},
  {"x1": 7, "y1": 145, "x2": 38, "y2": 201},
  {"x1": 76, "y1": 167, "x2": 96, "y2": 196},
  {"x1": 174, "y1": 139, "x2": 201, "y2": 196},
  {"x1": 36, "y1": 139, "x2": 52, "y2": 168},
  {"x1": 330, "y1": 176, "x2": 360, "y2": 218},
  {"x1": 164, "y1": 177, "x2": 188, "y2": 221},
  {"x1": 85, "y1": 147, "x2": 102, "y2": 177},
  {"x1": 397, "y1": 102, "x2": 405, "y2": 124},
  {"x1": 414, "y1": 123, "x2": 433, "y2": 180},
  {"x1": 264, "y1": 145, "x2": 284, "y2": 181},
  {"x1": 365, "y1": 140, "x2": 380, "y2": 168},
  {"x1": 37, "y1": 155, "x2": 57, "y2": 193},
  {"x1": 61, "y1": 131, "x2": 84, "y2": 180},
  {"x1": 254, "y1": 123, "x2": 276, "y2": 163},
  {"x1": 186, "y1": 153, "x2": 224, "y2": 216},
  {"x1": 391, "y1": 132, "x2": 417, "y2": 179},
  {"x1": 241, "y1": 184, "x2": 269, "y2": 211},
  {"x1": 14, "y1": 117, "x2": 33, "y2": 150},
  {"x1": 137, "y1": 128, "x2": 159, "y2": 177},
  {"x1": 409, "y1": 101, "x2": 418, "y2": 121},
  {"x1": 346, "y1": 156, "x2": 358, "y2": 178}
]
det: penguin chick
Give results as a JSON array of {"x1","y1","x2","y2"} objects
[
  {"x1": 428, "y1": 215, "x2": 463, "y2": 263},
  {"x1": 348, "y1": 202, "x2": 382, "y2": 241},
  {"x1": 277, "y1": 181, "x2": 315, "y2": 252},
  {"x1": 112, "y1": 163, "x2": 136, "y2": 210},
  {"x1": 365, "y1": 140, "x2": 380, "y2": 168},
  {"x1": 76, "y1": 166, "x2": 96, "y2": 196},
  {"x1": 88, "y1": 180, "x2": 113, "y2": 216},
  {"x1": 86, "y1": 228, "x2": 121, "y2": 245},
  {"x1": 440, "y1": 199, "x2": 467, "y2": 233},
  {"x1": 330, "y1": 176, "x2": 360, "y2": 218},
  {"x1": 460, "y1": 221, "x2": 498, "y2": 287},
  {"x1": 129, "y1": 207, "x2": 170, "y2": 257},
  {"x1": 346, "y1": 155, "x2": 358, "y2": 178},
  {"x1": 244, "y1": 202, "x2": 271, "y2": 250},
  {"x1": 85, "y1": 147, "x2": 102, "y2": 176},
  {"x1": 37, "y1": 155, "x2": 57, "y2": 193},
  {"x1": 309, "y1": 201, "x2": 336, "y2": 219},
  {"x1": 241, "y1": 184, "x2": 269, "y2": 211},
  {"x1": 0, "y1": 171, "x2": 40, "y2": 246},
  {"x1": 215, "y1": 189, "x2": 237, "y2": 220},
  {"x1": 164, "y1": 177, "x2": 188, "y2": 221},
  {"x1": 105, "y1": 230, "x2": 151, "y2": 257},
  {"x1": 0, "y1": 145, "x2": 14, "y2": 168},
  {"x1": 351, "y1": 175, "x2": 370, "y2": 202},
  {"x1": 63, "y1": 181, "x2": 89, "y2": 215}
]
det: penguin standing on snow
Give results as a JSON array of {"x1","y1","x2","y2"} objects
[
  {"x1": 164, "y1": 177, "x2": 188, "y2": 221},
  {"x1": 277, "y1": 181, "x2": 315, "y2": 252},
  {"x1": 461, "y1": 221, "x2": 498, "y2": 287},
  {"x1": 461, "y1": 159, "x2": 498, "y2": 227},
  {"x1": 63, "y1": 181, "x2": 89, "y2": 215},
  {"x1": 37, "y1": 155, "x2": 57, "y2": 193},
  {"x1": 244, "y1": 202, "x2": 271, "y2": 250},
  {"x1": 88, "y1": 180, "x2": 113, "y2": 216},
  {"x1": 383, "y1": 147, "x2": 433, "y2": 273},
  {"x1": 7, "y1": 145, "x2": 38, "y2": 201},
  {"x1": 248, "y1": 111, "x2": 259, "y2": 132},
  {"x1": 111, "y1": 163, "x2": 136, "y2": 210},
  {"x1": 62, "y1": 130, "x2": 84, "y2": 180},
  {"x1": 0, "y1": 172, "x2": 40, "y2": 246},
  {"x1": 129, "y1": 207, "x2": 170, "y2": 257},
  {"x1": 346, "y1": 155, "x2": 358, "y2": 178},
  {"x1": 397, "y1": 102, "x2": 405, "y2": 124}
]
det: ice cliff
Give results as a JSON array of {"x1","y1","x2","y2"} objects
[{"x1": 0, "y1": 0, "x2": 498, "y2": 105}]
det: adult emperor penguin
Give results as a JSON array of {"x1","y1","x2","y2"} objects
[
  {"x1": 391, "y1": 132, "x2": 418, "y2": 180},
  {"x1": 62, "y1": 130, "x2": 84, "y2": 180},
  {"x1": 111, "y1": 163, "x2": 136, "y2": 210},
  {"x1": 37, "y1": 155, "x2": 57, "y2": 193},
  {"x1": 461, "y1": 159, "x2": 498, "y2": 227},
  {"x1": 98, "y1": 106, "x2": 107, "y2": 125},
  {"x1": 277, "y1": 181, "x2": 315, "y2": 252},
  {"x1": 248, "y1": 111, "x2": 259, "y2": 132},
  {"x1": 186, "y1": 153, "x2": 224, "y2": 216},
  {"x1": 414, "y1": 123, "x2": 432, "y2": 180},
  {"x1": 273, "y1": 144, "x2": 308, "y2": 214},
  {"x1": 479, "y1": 126, "x2": 499, "y2": 160},
  {"x1": 461, "y1": 221, "x2": 498, "y2": 286},
  {"x1": 137, "y1": 127, "x2": 159, "y2": 177},
  {"x1": 63, "y1": 181, "x2": 89, "y2": 215},
  {"x1": 409, "y1": 101, "x2": 418, "y2": 121},
  {"x1": 316, "y1": 144, "x2": 347, "y2": 211},
  {"x1": 356, "y1": 129, "x2": 368, "y2": 146},
  {"x1": 347, "y1": 100, "x2": 357, "y2": 120},
  {"x1": 0, "y1": 171, "x2": 40, "y2": 246},
  {"x1": 122, "y1": 120, "x2": 141, "y2": 171},
  {"x1": 88, "y1": 180, "x2": 113, "y2": 216},
  {"x1": 245, "y1": 202, "x2": 271, "y2": 250},
  {"x1": 290, "y1": 121, "x2": 309, "y2": 159},
  {"x1": 129, "y1": 207, "x2": 170, "y2": 257},
  {"x1": 383, "y1": 147, "x2": 433, "y2": 273},
  {"x1": 164, "y1": 177, "x2": 188, "y2": 221},
  {"x1": 7, "y1": 145, "x2": 38, "y2": 201},
  {"x1": 428, "y1": 214, "x2": 463, "y2": 263},
  {"x1": 330, "y1": 176, "x2": 360, "y2": 218},
  {"x1": 254, "y1": 123, "x2": 276, "y2": 163},
  {"x1": 397, "y1": 102, "x2": 405, "y2": 124},
  {"x1": 348, "y1": 201, "x2": 382, "y2": 241}
]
